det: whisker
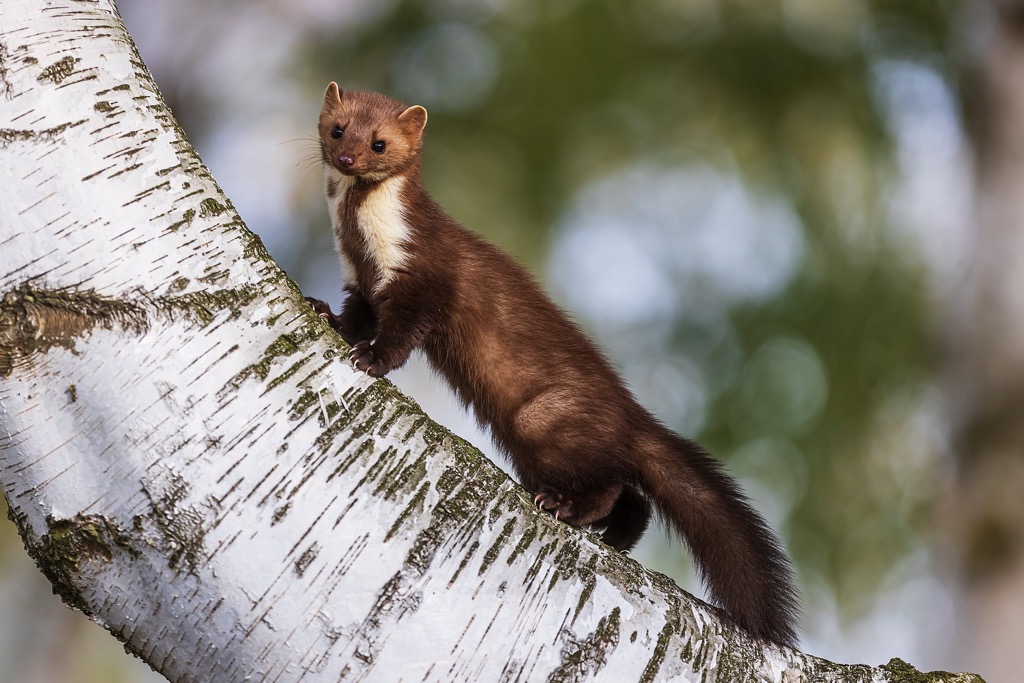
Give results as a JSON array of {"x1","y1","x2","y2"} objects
[{"x1": 279, "y1": 136, "x2": 321, "y2": 146}]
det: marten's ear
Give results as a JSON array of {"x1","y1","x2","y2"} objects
[
  {"x1": 398, "y1": 105, "x2": 428, "y2": 138},
  {"x1": 324, "y1": 82, "x2": 343, "y2": 107}
]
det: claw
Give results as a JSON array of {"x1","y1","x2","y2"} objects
[{"x1": 534, "y1": 488, "x2": 570, "y2": 523}]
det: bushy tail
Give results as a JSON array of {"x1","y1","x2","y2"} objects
[{"x1": 640, "y1": 427, "x2": 799, "y2": 647}]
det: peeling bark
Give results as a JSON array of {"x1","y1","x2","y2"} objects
[{"x1": 0, "y1": 1, "x2": 985, "y2": 681}]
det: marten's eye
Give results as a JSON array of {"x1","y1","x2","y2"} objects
[
  {"x1": 371, "y1": 140, "x2": 386, "y2": 154},
  {"x1": 331, "y1": 125, "x2": 344, "y2": 139}
]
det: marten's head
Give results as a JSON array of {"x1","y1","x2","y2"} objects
[{"x1": 319, "y1": 83, "x2": 428, "y2": 181}]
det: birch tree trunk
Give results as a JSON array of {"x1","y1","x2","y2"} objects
[{"x1": 0, "y1": 1, "x2": 983, "y2": 681}]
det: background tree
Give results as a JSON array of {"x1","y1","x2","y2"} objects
[{"x1": 947, "y1": 1, "x2": 1024, "y2": 679}]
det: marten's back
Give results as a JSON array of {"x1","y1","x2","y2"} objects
[{"x1": 418, "y1": 215, "x2": 637, "y2": 443}]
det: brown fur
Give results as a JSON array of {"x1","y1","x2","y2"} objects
[{"x1": 309, "y1": 83, "x2": 799, "y2": 647}]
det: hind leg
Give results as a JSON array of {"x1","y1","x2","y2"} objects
[
  {"x1": 534, "y1": 484, "x2": 622, "y2": 528},
  {"x1": 595, "y1": 486, "x2": 651, "y2": 552}
]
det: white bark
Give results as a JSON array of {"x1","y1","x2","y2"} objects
[{"x1": 0, "y1": 1, "x2": 983, "y2": 681}]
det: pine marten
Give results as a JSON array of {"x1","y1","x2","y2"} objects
[{"x1": 306, "y1": 82, "x2": 799, "y2": 647}]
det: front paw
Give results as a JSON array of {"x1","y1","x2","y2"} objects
[
  {"x1": 306, "y1": 297, "x2": 339, "y2": 329},
  {"x1": 306, "y1": 296, "x2": 331, "y2": 316},
  {"x1": 349, "y1": 341, "x2": 388, "y2": 377}
]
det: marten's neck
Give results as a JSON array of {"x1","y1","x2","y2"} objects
[{"x1": 325, "y1": 165, "x2": 423, "y2": 294}]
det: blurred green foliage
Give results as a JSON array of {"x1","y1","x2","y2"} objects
[{"x1": 295, "y1": 0, "x2": 962, "y2": 619}]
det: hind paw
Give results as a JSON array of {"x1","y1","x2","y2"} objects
[{"x1": 534, "y1": 488, "x2": 574, "y2": 522}]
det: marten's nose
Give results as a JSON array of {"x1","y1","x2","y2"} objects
[{"x1": 338, "y1": 154, "x2": 355, "y2": 168}]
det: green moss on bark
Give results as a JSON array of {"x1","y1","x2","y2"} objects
[
  {"x1": 8, "y1": 510, "x2": 135, "y2": 616},
  {"x1": 880, "y1": 658, "x2": 986, "y2": 683}
]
